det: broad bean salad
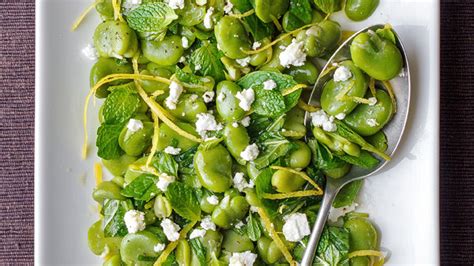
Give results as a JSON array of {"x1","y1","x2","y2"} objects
[{"x1": 75, "y1": 0, "x2": 403, "y2": 265}]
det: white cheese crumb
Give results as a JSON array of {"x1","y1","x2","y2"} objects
[
  {"x1": 282, "y1": 213, "x2": 310, "y2": 242},
  {"x1": 368, "y1": 97, "x2": 378, "y2": 106},
  {"x1": 167, "y1": 0, "x2": 185, "y2": 9},
  {"x1": 232, "y1": 122, "x2": 239, "y2": 128},
  {"x1": 333, "y1": 66, "x2": 352, "y2": 82},
  {"x1": 153, "y1": 243, "x2": 166, "y2": 253},
  {"x1": 224, "y1": 0, "x2": 234, "y2": 14},
  {"x1": 196, "y1": 0, "x2": 207, "y2": 6},
  {"x1": 165, "y1": 81, "x2": 184, "y2": 110},
  {"x1": 207, "y1": 195, "x2": 219, "y2": 205},
  {"x1": 195, "y1": 113, "x2": 223, "y2": 138},
  {"x1": 201, "y1": 216, "x2": 217, "y2": 231},
  {"x1": 263, "y1": 79, "x2": 277, "y2": 90},
  {"x1": 194, "y1": 64, "x2": 202, "y2": 71},
  {"x1": 229, "y1": 251, "x2": 258, "y2": 266},
  {"x1": 240, "y1": 144, "x2": 259, "y2": 161},
  {"x1": 236, "y1": 57, "x2": 251, "y2": 67},
  {"x1": 156, "y1": 173, "x2": 176, "y2": 192},
  {"x1": 311, "y1": 110, "x2": 337, "y2": 132},
  {"x1": 250, "y1": 206, "x2": 259, "y2": 213},
  {"x1": 240, "y1": 116, "x2": 251, "y2": 127},
  {"x1": 279, "y1": 39, "x2": 307, "y2": 68},
  {"x1": 203, "y1": 91, "x2": 215, "y2": 103},
  {"x1": 335, "y1": 113, "x2": 346, "y2": 120},
  {"x1": 235, "y1": 88, "x2": 255, "y2": 111},
  {"x1": 179, "y1": 56, "x2": 186, "y2": 63},
  {"x1": 189, "y1": 229, "x2": 207, "y2": 239},
  {"x1": 124, "y1": 210, "x2": 146, "y2": 234},
  {"x1": 181, "y1": 36, "x2": 190, "y2": 48},
  {"x1": 127, "y1": 119, "x2": 144, "y2": 132},
  {"x1": 81, "y1": 44, "x2": 98, "y2": 61},
  {"x1": 252, "y1": 41, "x2": 262, "y2": 50},
  {"x1": 217, "y1": 92, "x2": 226, "y2": 102},
  {"x1": 164, "y1": 146, "x2": 181, "y2": 155},
  {"x1": 398, "y1": 68, "x2": 406, "y2": 77},
  {"x1": 233, "y1": 172, "x2": 254, "y2": 192},
  {"x1": 203, "y1": 7, "x2": 215, "y2": 29},
  {"x1": 235, "y1": 221, "x2": 245, "y2": 229},
  {"x1": 123, "y1": 0, "x2": 142, "y2": 12},
  {"x1": 367, "y1": 118, "x2": 379, "y2": 127},
  {"x1": 328, "y1": 203, "x2": 358, "y2": 222},
  {"x1": 161, "y1": 218, "x2": 181, "y2": 241}
]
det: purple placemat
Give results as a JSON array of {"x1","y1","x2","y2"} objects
[{"x1": 1, "y1": 0, "x2": 474, "y2": 264}]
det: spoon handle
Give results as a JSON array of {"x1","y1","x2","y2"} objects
[{"x1": 300, "y1": 181, "x2": 340, "y2": 266}]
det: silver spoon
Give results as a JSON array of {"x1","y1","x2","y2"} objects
[{"x1": 301, "y1": 24, "x2": 411, "y2": 265}]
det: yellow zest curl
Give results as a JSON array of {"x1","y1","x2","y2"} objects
[
  {"x1": 382, "y1": 80, "x2": 397, "y2": 114},
  {"x1": 112, "y1": 0, "x2": 124, "y2": 22},
  {"x1": 270, "y1": 166, "x2": 323, "y2": 194},
  {"x1": 71, "y1": 0, "x2": 101, "y2": 31},
  {"x1": 282, "y1": 84, "x2": 306, "y2": 96},
  {"x1": 369, "y1": 78, "x2": 377, "y2": 97},
  {"x1": 146, "y1": 113, "x2": 160, "y2": 168},
  {"x1": 230, "y1": 9, "x2": 255, "y2": 18},
  {"x1": 154, "y1": 221, "x2": 197, "y2": 266},
  {"x1": 335, "y1": 80, "x2": 355, "y2": 101},
  {"x1": 94, "y1": 162, "x2": 103, "y2": 186},
  {"x1": 348, "y1": 250, "x2": 385, "y2": 259},
  {"x1": 263, "y1": 189, "x2": 322, "y2": 199},
  {"x1": 297, "y1": 99, "x2": 320, "y2": 112}
]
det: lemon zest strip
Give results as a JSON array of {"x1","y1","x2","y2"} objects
[
  {"x1": 348, "y1": 250, "x2": 385, "y2": 259},
  {"x1": 271, "y1": 15, "x2": 283, "y2": 32},
  {"x1": 282, "y1": 84, "x2": 306, "y2": 96},
  {"x1": 146, "y1": 113, "x2": 160, "y2": 168},
  {"x1": 154, "y1": 221, "x2": 197, "y2": 266},
  {"x1": 270, "y1": 166, "x2": 323, "y2": 194},
  {"x1": 112, "y1": 0, "x2": 124, "y2": 22},
  {"x1": 382, "y1": 80, "x2": 397, "y2": 114},
  {"x1": 297, "y1": 99, "x2": 319, "y2": 112},
  {"x1": 94, "y1": 162, "x2": 103, "y2": 186},
  {"x1": 230, "y1": 9, "x2": 255, "y2": 18},
  {"x1": 263, "y1": 189, "x2": 322, "y2": 199},
  {"x1": 71, "y1": 0, "x2": 101, "y2": 31}
]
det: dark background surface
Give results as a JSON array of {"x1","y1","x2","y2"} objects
[{"x1": 0, "y1": 0, "x2": 472, "y2": 264}]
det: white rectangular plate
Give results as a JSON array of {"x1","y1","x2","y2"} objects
[{"x1": 35, "y1": 0, "x2": 440, "y2": 264}]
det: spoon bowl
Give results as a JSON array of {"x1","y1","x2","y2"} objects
[{"x1": 301, "y1": 24, "x2": 411, "y2": 265}]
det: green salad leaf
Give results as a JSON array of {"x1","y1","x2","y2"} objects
[
  {"x1": 165, "y1": 182, "x2": 201, "y2": 221},
  {"x1": 336, "y1": 151, "x2": 379, "y2": 169},
  {"x1": 102, "y1": 88, "x2": 140, "y2": 124},
  {"x1": 96, "y1": 123, "x2": 125, "y2": 160},
  {"x1": 253, "y1": 87, "x2": 287, "y2": 118},
  {"x1": 284, "y1": 0, "x2": 313, "y2": 31},
  {"x1": 313, "y1": 0, "x2": 343, "y2": 14},
  {"x1": 255, "y1": 168, "x2": 278, "y2": 216},
  {"x1": 121, "y1": 174, "x2": 160, "y2": 201},
  {"x1": 333, "y1": 180, "x2": 363, "y2": 208},
  {"x1": 254, "y1": 132, "x2": 295, "y2": 169},
  {"x1": 246, "y1": 212, "x2": 262, "y2": 241},
  {"x1": 103, "y1": 199, "x2": 133, "y2": 237},
  {"x1": 190, "y1": 41, "x2": 226, "y2": 82},
  {"x1": 315, "y1": 226, "x2": 350, "y2": 266},
  {"x1": 153, "y1": 151, "x2": 179, "y2": 177},
  {"x1": 230, "y1": 0, "x2": 275, "y2": 40},
  {"x1": 175, "y1": 146, "x2": 198, "y2": 175},
  {"x1": 175, "y1": 67, "x2": 214, "y2": 93},
  {"x1": 189, "y1": 238, "x2": 207, "y2": 266},
  {"x1": 308, "y1": 139, "x2": 346, "y2": 170},
  {"x1": 126, "y1": 3, "x2": 178, "y2": 35}
]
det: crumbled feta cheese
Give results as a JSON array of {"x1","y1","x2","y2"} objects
[
  {"x1": 82, "y1": 44, "x2": 98, "y2": 61},
  {"x1": 164, "y1": 146, "x2": 181, "y2": 155},
  {"x1": 204, "y1": 7, "x2": 214, "y2": 29},
  {"x1": 196, "y1": 0, "x2": 207, "y2": 6},
  {"x1": 368, "y1": 97, "x2": 378, "y2": 106},
  {"x1": 224, "y1": 0, "x2": 234, "y2": 14},
  {"x1": 195, "y1": 64, "x2": 202, "y2": 71},
  {"x1": 240, "y1": 144, "x2": 259, "y2": 161},
  {"x1": 252, "y1": 41, "x2": 262, "y2": 50},
  {"x1": 182, "y1": 37, "x2": 190, "y2": 48},
  {"x1": 333, "y1": 66, "x2": 352, "y2": 82},
  {"x1": 165, "y1": 81, "x2": 184, "y2": 110},
  {"x1": 232, "y1": 122, "x2": 239, "y2": 128},
  {"x1": 203, "y1": 91, "x2": 215, "y2": 103},
  {"x1": 306, "y1": 26, "x2": 320, "y2": 37},
  {"x1": 123, "y1": 0, "x2": 142, "y2": 11},
  {"x1": 161, "y1": 218, "x2": 181, "y2": 241},
  {"x1": 190, "y1": 229, "x2": 207, "y2": 239},
  {"x1": 207, "y1": 195, "x2": 219, "y2": 205},
  {"x1": 167, "y1": 0, "x2": 185, "y2": 9},
  {"x1": 179, "y1": 56, "x2": 186, "y2": 63},
  {"x1": 201, "y1": 216, "x2": 216, "y2": 231},
  {"x1": 127, "y1": 119, "x2": 143, "y2": 132},
  {"x1": 195, "y1": 113, "x2": 223, "y2": 138},
  {"x1": 154, "y1": 243, "x2": 166, "y2": 253},
  {"x1": 335, "y1": 113, "x2": 346, "y2": 120},
  {"x1": 217, "y1": 92, "x2": 226, "y2": 102},
  {"x1": 233, "y1": 172, "x2": 254, "y2": 192},
  {"x1": 235, "y1": 221, "x2": 245, "y2": 229},
  {"x1": 263, "y1": 79, "x2": 277, "y2": 90},
  {"x1": 367, "y1": 118, "x2": 379, "y2": 127},
  {"x1": 156, "y1": 173, "x2": 176, "y2": 192},
  {"x1": 250, "y1": 206, "x2": 259, "y2": 213},
  {"x1": 240, "y1": 116, "x2": 251, "y2": 127},
  {"x1": 229, "y1": 251, "x2": 258, "y2": 266},
  {"x1": 398, "y1": 68, "x2": 406, "y2": 77},
  {"x1": 236, "y1": 57, "x2": 251, "y2": 67},
  {"x1": 124, "y1": 210, "x2": 146, "y2": 234},
  {"x1": 311, "y1": 110, "x2": 337, "y2": 132},
  {"x1": 328, "y1": 203, "x2": 358, "y2": 222},
  {"x1": 279, "y1": 39, "x2": 306, "y2": 68},
  {"x1": 235, "y1": 88, "x2": 255, "y2": 111},
  {"x1": 282, "y1": 213, "x2": 310, "y2": 242}
]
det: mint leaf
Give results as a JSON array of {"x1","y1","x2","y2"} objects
[
  {"x1": 126, "y1": 3, "x2": 178, "y2": 34},
  {"x1": 103, "y1": 199, "x2": 133, "y2": 237},
  {"x1": 175, "y1": 67, "x2": 215, "y2": 93},
  {"x1": 96, "y1": 123, "x2": 125, "y2": 160},
  {"x1": 189, "y1": 238, "x2": 207, "y2": 266},
  {"x1": 335, "y1": 151, "x2": 379, "y2": 169},
  {"x1": 190, "y1": 41, "x2": 226, "y2": 81},
  {"x1": 165, "y1": 182, "x2": 201, "y2": 221},
  {"x1": 102, "y1": 88, "x2": 140, "y2": 124},
  {"x1": 284, "y1": 0, "x2": 313, "y2": 31},
  {"x1": 315, "y1": 226, "x2": 350, "y2": 266},
  {"x1": 253, "y1": 86, "x2": 287, "y2": 117},
  {"x1": 333, "y1": 180, "x2": 363, "y2": 208},
  {"x1": 121, "y1": 174, "x2": 160, "y2": 201},
  {"x1": 246, "y1": 212, "x2": 262, "y2": 241},
  {"x1": 254, "y1": 132, "x2": 295, "y2": 169},
  {"x1": 308, "y1": 139, "x2": 347, "y2": 170},
  {"x1": 230, "y1": 0, "x2": 274, "y2": 40},
  {"x1": 153, "y1": 151, "x2": 179, "y2": 176},
  {"x1": 254, "y1": 168, "x2": 278, "y2": 217},
  {"x1": 313, "y1": 0, "x2": 343, "y2": 14}
]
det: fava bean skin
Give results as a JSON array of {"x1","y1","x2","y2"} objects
[
  {"x1": 284, "y1": 61, "x2": 319, "y2": 85},
  {"x1": 211, "y1": 189, "x2": 249, "y2": 228},
  {"x1": 94, "y1": 21, "x2": 138, "y2": 59},
  {"x1": 287, "y1": 141, "x2": 312, "y2": 169},
  {"x1": 223, "y1": 124, "x2": 251, "y2": 165},
  {"x1": 257, "y1": 236, "x2": 283, "y2": 264},
  {"x1": 90, "y1": 58, "x2": 133, "y2": 98},
  {"x1": 164, "y1": 94, "x2": 208, "y2": 123},
  {"x1": 216, "y1": 81, "x2": 247, "y2": 122},
  {"x1": 194, "y1": 144, "x2": 233, "y2": 192},
  {"x1": 102, "y1": 154, "x2": 137, "y2": 177},
  {"x1": 222, "y1": 230, "x2": 254, "y2": 252},
  {"x1": 345, "y1": 0, "x2": 379, "y2": 22},
  {"x1": 344, "y1": 216, "x2": 378, "y2": 266},
  {"x1": 142, "y1": 35, "x2": 184, "y2": 66},
  {"x1": 157, "y1": 122, "x2": 199, "y2": 152},
  {"x1": 120, "y1": 231, "x2": 163, "y2": 266},
  {"x1": 118, "y1": 121, "x2": 154, "y2": 156},
  {"x1": 176, "y1": 240, "x2": 192, "y2": 266},
  {"x1": 92, "y1": 181, "x2": 125, "y2": 202},
  {"x1": 324, "y1": 163, "x2": 351, "y2": 179},
  {"x1": 214, "y1": 16, "x2": 251, "y2": 59},
  {"x1": 139, "y1": 65, "x2": 173, "y2": 94},
  {"x1": 254, "y1": 0, "x2": 290, "y2": 23},
  {"x1": 271, "y1": 169, "x2": 306, "y2": 192},
  {"x1": 283, "y1": 107, "x2": 307, "y2": 139},
  {"x1": 299, "y1": 20, "x2": 341, "y2": 58}
]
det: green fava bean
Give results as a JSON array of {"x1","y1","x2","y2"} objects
[
  {"x1": 215, "y1": 16, "x2": 251, "y2": 59},
  {"x1": 344, "y1": 89, "x2": 394, "y2": 136},
  {"x1": 90, "y1": 58, "x2": 133, "y2": 98},
  {"x1": 176, "y1": 240, "x2": 192, "y2": 266},
  {"x1": 212, "y1": 190, "x2": 250, "y2": 228},
  {"x1": 103, "y1": 254, "x2": 121, "y2": 266},
  {"x1": 244, "y1": 188, "x2": 262, "y2": 207},
  {"x1": 194, "y1": 144, "x2": 233, "y2": 192},
  {"x1": 118, "y1": 121, "x2": 154, "y2": 156},
  {"x1": 120, "y1": 231, "x2": 163, "y2": 266},
  {"x1": 257, "y1": 236, "x2": 283, "y2": 264},
  {"x1": 254, "y1": 0, "x2": 290, "y2": 23},
  {"x1": 261, "y1": 35, "x2": 292, "y2": 71},
  {"x1": 199, "y1": 189, "x2": 220, "y2": 213},
  {"x1": 287, "y1": 141, "x2": 311, "y2": 169},
  {"x1": 222, "y1": 230, "x2": 254, "y2": 252},
  {"x1": 200, "y1": 230, "x2": 224, "y2": 258},
  {"x1": 142, "y1": 35, "x2": 184, "y2": 66},
  {"x1": 154, "y1": 195, "x2": 172, "y2": 218},
  {"x1": 164, "y1": 94, "x2": 208, "y2": 123},
  {"x1": 93, "y1": 181, "x2": 125, "y2": 202},
  {"x1": 177, "y1": 0, "x2": 206, "y2": 26},
  {"x1": 321, "y1": 60, "x2": 368, "y2": 116},
  {"x1": 299, "y1": 20, "x2": 341, "y2": 57},
  {"x1": 216, "y1": 81, "x2": 247, "y2": 122},
  {"x1": 366, "y1": 131, "x2": 388, "y2": 152},
  {"x1": 344, "y1": 216, "x2": 378, "y2": 266},
  {"x1": 139, "y1": 66, "x2": 173, "y2": 94},
  {"x1": 94, "y1": 21, "x2": 138, "y2": 59},
  {"x1": 350, "y1": 31, "x2": 403, "y2": 81},
  {"x1": 284, "y1": 61, "x2": 319, "y2": 85},
  {"x1": 250, "y1": 38, "x2": 272, "y2": 67},
  {"x1": 345, "y1": 0, "x2": 379, "y2": 21},
  {"x1": 224, "y1": 124, "x2": 250, "y2": 165},
  {"x1": 271, "y1": 169, "x2": 306, "y2": 193},
  {"x1": 88, "y1": 220, "x2": 106, "y2": 255},
  {"x1": 323, "y1": 163, "x2": 351, "y2": 179},
  {"x1": 283, "y1": 107, "x2": 307, "y2": 139},
  {"x1": 247, "y1": 163, "x2": 261, "y2": 181},
  {"x1": 102, "y1": 154, "x2": 137, "y2": 176},
  {"x1": 95, "y1": 0, "x2": 113, "y2": 19},
  {"x1": 157, "y1": 122, "x2": 199, "y2": 152}
]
